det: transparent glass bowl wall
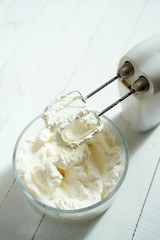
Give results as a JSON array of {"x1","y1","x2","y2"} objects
[{"x1": 13, "y1": 110, "x2": 129, "y2": 222}]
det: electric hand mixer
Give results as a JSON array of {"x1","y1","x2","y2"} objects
[{"x1": 43, "y1": 35, "x2": 160, "y2": 149}]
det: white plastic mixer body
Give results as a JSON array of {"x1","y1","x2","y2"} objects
[{"x1": 118, "y1": 35, "x2": 160, "y2": 132}]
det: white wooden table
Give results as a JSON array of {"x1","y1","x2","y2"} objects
[{"x1": 0, "y1": 0, "x2": 160, "y2": 239}]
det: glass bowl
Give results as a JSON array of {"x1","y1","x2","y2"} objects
[{"x1": 12, "y1": 108, "x2": 129, "y2": 222}]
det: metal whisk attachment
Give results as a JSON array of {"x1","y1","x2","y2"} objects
[{"x1": 43, "y1": 62, "x2": 150, "y2": 149}]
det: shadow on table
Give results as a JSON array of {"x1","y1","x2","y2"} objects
[
  {"x1": 0, "y1": 164, "x2": 15, "y2": 208},
  {"x1": 41, "y1": 211, "x2": 105, "y2": 240},
  {"x1": 0, "y1": 165, "x2": 44, "y2": 240}
]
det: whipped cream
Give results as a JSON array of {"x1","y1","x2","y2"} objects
[
  {"x1": 57, "y1": 107, "x2": 103, "y2": 149},
  {"x1": 42, "y1": 90, "x2": 85, "y2": 130},
  {"x1": 42, "y1": 90, "x2": 103, "y2": 149},
  {"x1": 17, "y1": 114, "x2": 123, "y2": 210}
]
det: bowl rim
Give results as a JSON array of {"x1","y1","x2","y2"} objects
[{"x1": 12, "y1": 113, "x2": 129, "y2": 214}]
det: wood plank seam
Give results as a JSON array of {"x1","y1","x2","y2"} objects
[
  {"x1": 0, "y1": 179, "x2": 15, "y2": 209},
  {"x1": 62, "y1": 0, "x2": 117, "y2": 91},
  {"x1": 31, "y1": 213, "x2": 46, "y2": 240},
  {"x1": 131, "y1": 157, "x2": 160, "y2": 240},
  {"x1": 33, "y1": 0, "x2": 82, "y2": 77},
  {"x1": 80, "y1": 221, "x2": 89, "y2": 240},
  {"x1": 0, "y1": 0, "x2": 16, "y2": 19},
  {"x1": 119, "y1": 0, "x2": 148, "y2": 56},
  {"x1": 0, "y1": 0, "x2": 82, "y2": 131},
  {"x1": 0, "y1": 0, "x2": 49, "y2": 73}
]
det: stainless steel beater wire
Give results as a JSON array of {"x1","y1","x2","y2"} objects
[
  {"x1": 85, "y1": 74, "x2": 120, "y2": 100},
  {"x1": 98, "y1": 88, "x2": 135, "y2": 117}
]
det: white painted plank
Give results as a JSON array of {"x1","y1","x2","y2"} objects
[
  {"x1": 0, "y1": 0, "x2": 15, "y2": 19},
  {"x1": 0, "y1": 183, "x2": 43, "y2": 240},
  {"x1": 0, "y1": 0, "x2": 80, "y2": 126},
  {"x1": 0, "y1": 0, "x2": 48, "y2": 68},
  {"x1": 133, "y1": 159, "x2": 160, "y2": 240},
  {"x1": 11, "y1": 0, "x2": 81, "y2": 82},
  {"x1": 34, "y1": 217, "x2": 88, "y2": 240},
  {"x1": 0, "y1": 0, "x2": 116, "y2": 139},
  {"x1": 123, "y1": 0, "x2": 160, "y2": 52},
  {"x1": 18, "y1": 0, "x2": 115, "y2": 97}
]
